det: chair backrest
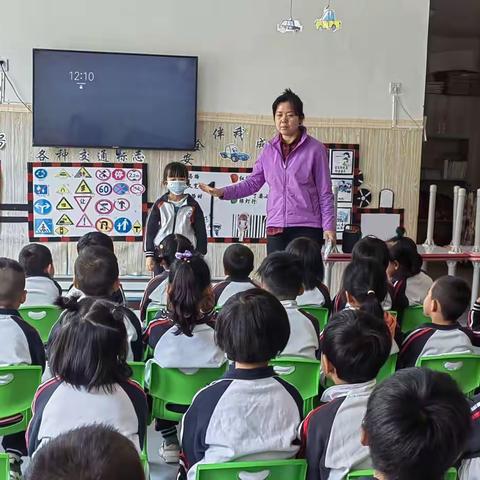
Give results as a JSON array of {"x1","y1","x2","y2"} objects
[
  {"x1": 150, "y1": 363, "x2": 227, "y2": 421},
  {"x1": 196, "y1": 459, "x2": 307, "y2": 480},
  {"x1": 127, "y1": 361, "x2": 145, "y2": 388},
  {"x1": 18, "y1": 305, "x2": 61, "y2": 343},
  {"x1": 146, "y1": 305, "x2": 165, "y2": 325},
  {"x1": 299, "y1": 306, "x2": 329, "y2": 332},
  {"x1": 347, "y1": 468, "x2": 456, "y2": 479},
  {"x1": 401, "y1": 305, "x2": 431, "y2": 333},
  {"x1": 0, "y1": 453, "x2": 9, "y2": 480},
  {"x1": 416, "y1": 353, "x2": 480, "y2": 395},
  {"x1": 376, "y1": 354, "x2": 397, "y2": 383}
]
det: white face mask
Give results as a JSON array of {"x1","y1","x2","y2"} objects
[{"x1": 167, "y1": 180, "x2": 188, "y2": 195}]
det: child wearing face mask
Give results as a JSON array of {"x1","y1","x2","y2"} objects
[{"x1": 144, "y1": 162, "x2": 207, "y2": 274}]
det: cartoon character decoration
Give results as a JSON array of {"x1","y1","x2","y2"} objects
[
  {"x1": 237, "y1": 213, "x2": 249, "y2": 241},
  {"x1": 315, "y1": 3, "x2": 342, "y2": 31},
  {"x1": 213, "y1": 223, "x2": 222, "y2": 237},
  {"x1": 277, "y1": 0, "x2": 303, "y2": 33},
  {"x1": 220, "y1": 144, "x2": 250, "y2": 163}
]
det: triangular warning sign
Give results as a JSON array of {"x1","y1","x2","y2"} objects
[
  {"x1": 75, "y1": 180, "x2": 93, "y2": 194},
  {"x1": 56, "y1": 214, "x2": 74, "y2": 226},
  {"x1": 76, "y1": 213, "x2": 93, "y2": 228},
  {"x1": 74, "y1": 196, "x2": 92, "y2": 212},
  {"x1": 55, "y1": 169, "x2": 71, "y2": 178},
  {"x1": 74, "y1": 167, "x2": 91, "y2": 178},
  {"x1": 56, "y1": 197, "x2": 74, "y2": 210},
  {"x1": 57, "y1": 184, "x2": 70, "y2": 195},
  {"x1": 132, "y1": 220, "x2": 142, "y2": 234},
  {"x1": 55, "y1": 226, "x2": 69, "y2": 235}
]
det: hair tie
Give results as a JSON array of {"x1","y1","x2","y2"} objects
[
  {"x1": 367, "y1": 290, "x2": 376, "y2": 296},
  {"x1": 175, "y1": 250, "x2": 193, "y2": 262}
]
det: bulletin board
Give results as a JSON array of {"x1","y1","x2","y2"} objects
[
  {"x1": 27, "y1": 162, "x2": 147, "y2": 241},
  {"x1": 355, "y1": 207, "x2": 405, "y2": 241}
]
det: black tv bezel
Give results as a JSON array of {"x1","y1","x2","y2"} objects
[{"x1": 32, "y1": 48, "x2": 198, "y2": 151}]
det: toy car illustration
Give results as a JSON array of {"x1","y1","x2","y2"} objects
[
  {"x1": 219, "y1": 144, "x2": 250, "y2": 162},
  {"x1": 277, "y1": 18, "x2": 303, "y2": 33},
  {"x1": 315, "y1": 7, "x2": 342, "y2": 31}
]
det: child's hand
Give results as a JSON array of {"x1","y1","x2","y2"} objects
[
  {"x1": 146, "y1": 257, "x2": 156, "y2": 272},
  {"x1": 199, "y1": 183, "x2": 224, "y2": 198}
]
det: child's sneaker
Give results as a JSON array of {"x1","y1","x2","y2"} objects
[
  {"x1": 8, "y1": 453, "x2": 23, "y2": 480},
  {"x1": 159, "y1": 441, "x2": 180, "y2": 463}
]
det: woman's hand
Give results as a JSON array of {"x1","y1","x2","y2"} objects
[
  {"x1": 199, "y1": 183, "x2": 224, "y2": 198},
  {"x1": 324, "y1": 230, "x2": 337, "y2": 245},
  {"x1": 145, "y1": 257, "x2": 156, "y2": 272}
]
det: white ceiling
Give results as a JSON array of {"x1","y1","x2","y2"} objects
[{"x1": 430, "y1": 0, "x2": 480, "y2": 37}]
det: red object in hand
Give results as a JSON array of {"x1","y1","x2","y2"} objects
[{"x1": 230, "y1": 174, "x2": 239, "y2": 183}]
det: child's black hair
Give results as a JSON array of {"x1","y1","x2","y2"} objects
[
  {"x1": 26, "y1": 425, "x2": 145, "y2": 480},
  {"x1": 156, "y1": 234, "x2": 194, "y2": 269},
  {"x1": 0, "y1": 257, "x2": 25, "y2": 305},
  {"x1": 342, "y1": 259, "x2": 387, "y2": 319},
  {"x1": 18, "y1": 243, "x2": 53, "y2": 276},
  {"x1": 286, "y1": 236, "x2": 324, "y2": 289},
  {"x1": 168, "y1": 252, "x2": 211, "y2": 337},
  {"x1": 257, "y1": 252, "x2": 303, "y2": 300},
  {"x1": 431, "y1": 275, "x2": 471, "y2": 322},
  {"x1": 388, "y1": 227, "x2": 422, "y2": 277},
  {"x1": 215, "y1": 289, "x2": 290, "y2": 363},
  {"x1": 272, "y1": 88, "x2": 304, "y2": 120},
  {"x1": 364, "y1": 368, "x2": 471, "y2": 480},
  {"x1": 50, "y1": 296, "x2": 131, "y2": 393},
  {"x1": 74, "y1": 246, "x2": 119, "y2": 297},
  {"x1": 76, "y1": 232, "x2": 114, "y2": 254},
  {"x1": 351, "y1": 236, "x2": 390, "y2": 270},
  {"x1": 162, "y1": 162, "x2": 189, "y2": 183},
  {"x1": 323, "y1": 310, "x2": 390, "y2": 383},
  {"x1": 223, "y1": 244, "x2": 254, "y2": 280}
]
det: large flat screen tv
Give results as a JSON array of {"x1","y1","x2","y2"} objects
[{"x1": 33, "y1": 49, "x2": 198, "y2": 150}]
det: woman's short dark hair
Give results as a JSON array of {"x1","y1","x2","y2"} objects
[
  {"x1": 163, "y1": 162, "x2": 189, "y2": 183},
  {"x1": 286, "y1": 237, "x2": 324, "y2": 289},
  {"x1": 157, "y1": 234, "x2": 194, "y2": 268},
  {"x1": 388, "y1": 227, "x2": 422, "y2": 277},
  {"x1": 223, "y1": 244, "x2": 254, "y2": 279},
  {"x1": 50, "y1": 296, "x2": 131, "y2": 392},
  {"x1": 364, "y1": 368, "x2": 471, "y2": 480},
  {"x1": 76, "y1": 232, "x2": 114, "y2": 253},
  {"x1": 18, "y1": 244, "x2": 53, "y2": 276},
  {"x1": 352, "y1": 236, "x2": 390, "y2": 270},
  {"x1": 323, "y1": 310, "x2": 390, "y2": 383},
  {"x1": 26, "y1": 425, "x2": 145, "y2": 480},
  {"x1": 272, "y1": 88, "x2": 304, "y2": 119},
  {"x1": 168, "y1": 253, "x2": 211, "y2": 336},
  {"x1": 431, "y1": 275, "x2": 471, "y2": 322},
  {"x1": 215, "y1": 289, "x2": 290, "y2": 363}
]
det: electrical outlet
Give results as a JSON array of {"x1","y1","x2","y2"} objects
[
  {"x1": 389, "y1": 82, "x2": 401, "y2": 95},
  {"x1": 0, "y1": 58, "x2": 9, "y2": 72}
]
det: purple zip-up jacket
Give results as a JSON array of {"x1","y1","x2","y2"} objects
[{"x1": 222, "y1": 127, "x2": 335, "y2": 231}]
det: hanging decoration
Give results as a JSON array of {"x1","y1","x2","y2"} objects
[
  {"x1": 354, "y1": 188, "x2": 372, "y2": 208},
  {"x1": 277, "y1": 0, "x2": 303, "y2": 33},
  {"x1": 315, "y1": 3, "x2": 342, "y2": 32}
]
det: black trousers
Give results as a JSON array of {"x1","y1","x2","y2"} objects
[
  {"x1": 266, "y1": 227, "x2": 324, "y2": 254},
  {"x1": 2, "y1": 431, "x2": 27, "y2": 456}
]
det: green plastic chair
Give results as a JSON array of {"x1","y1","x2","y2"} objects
[
  {"x1": 18, "y1": 305, "x2": 61, "y2": 343},
  {"x1": 0, "y1": 365, "x2": 42, "y2": 437},
  {"x1": 145, "y1": 305, "x2": 165, "y2": 325},
  {"x1": 347, "y1": 468, "x2": 457, "y2": 479},
  {"x1": 401, "y1": 305, "x2": 431, "y2": 333},
  {"x1": 196, "y1": 459, "x2": 307, "y2": 480},
  {"x1": 150, "y1": 363, "x2": 227, "y2": 422},
  {"x1": 299, "y1": 306, "x2": 329, "y2": 332},
  {"x1": 416, "y1": 353, "x2": 480, "y2": 395},
  {"x1": 270, "y1": 356, "x2": 320, "y2": 415},
  {"x1": 128, "y1": 362, "x2": 145, "y2": 388},
  {"x1": 0, "y1": 453, "x2": 9, "y2": 480},
  {"x1": 140, "y1": 449, "x2": 149, "y2": 480},
  {"x1": 376, "y1": 354, "x2": 397, "y2": 383}
]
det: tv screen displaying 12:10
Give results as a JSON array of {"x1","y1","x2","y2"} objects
[{"x1": 69, "y1": 71, "x2": 95, "y2": 89}]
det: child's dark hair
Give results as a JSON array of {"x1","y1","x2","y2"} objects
[
  {"x1": 364, "y1": 368, "x2": 471, "y2": 480},
  {"x1": 272, "y1": 88, "x2": 304, "y2": 119},
  {"x1": 74, "y1": 246, "x2": 119, "y2": 297},
  {"x1": 0, "y1": 257, "x2": 25, "y2": 305},
  {"x1": 168, "y1": 252, "x2": 211, "y2": 337},
  {"x1": 157, "y1": 234, "x2": 194, "y2": 268},
  {"x1": 431, "y1": 275, "x2": 471, "y2": 322},
  {"x1": 323, "y1": 310, "x2": 390, "y2": 383},
  {"x1": 216, "y1": 289, "x2": 290, "y2": 363},
  {"x1": 163, "y1": 162, "x2": 189, "y2": 183},
  {"x1": 223, "y1": 244, "x2": 254, "y2": 280},
  {"x1": 257, "y1": 252, "x2": 303, "y2": 300},
  {"x1": 352, "y1": 236, "x2": 390, "y2": 270},
  {"x1": 26, "y1": 425, "x2": 145, "y2": 480},
  {"x1": 50, "y1": 296, "x2": 131, "y2": 392},
  {"x1": 388, "y1": 227, "x2": 422, "y2": 277},
  {"x1": 77, "y1": 232, "x2": 114, "y2": 254},
  {"x1": 286, "y1": 237, "x2": 324, "y2": 289},
  {"x1": 343, "y1": 259, "x2": 387, "y2": 319},
  {"x1": 18, "y1": 243, "x2": 53, "y2": 276}
]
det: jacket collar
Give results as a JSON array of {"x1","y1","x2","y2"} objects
[
  {"x1": 270, "y1": 126, "x2": 309, "y2": 155},
  {"x1": 321, "y1": 379, "x2": 376, "y2": 402},
  {"x1": 280, "y1": 299, "x2": 298, "y2": 309},
  {"x1": 224, "y1": 365, "x2": 275, "y2": 380},
  {"x1": 0, "y1": 308, "x2": 21, "y2": 317}
]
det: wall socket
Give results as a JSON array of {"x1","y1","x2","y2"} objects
[
  {"x1": 389, "y1": 82, "x2": 402, "y2": 95},
  {"x1": 0, "y1": 58, "x2": 9, "y2": 72}
]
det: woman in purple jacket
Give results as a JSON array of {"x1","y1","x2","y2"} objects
[{"x1": 200, "y1": 89, "x2": 335, "y2": 253}]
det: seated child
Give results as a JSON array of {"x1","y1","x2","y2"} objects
[
  {"x1": 257, "y1": 252, "x2": 320, "y2": 359},
  {"x1": 139, "y1": 233, "x2": 194, "y2": 322},
  {"x1": 0, "y1": 258, "x2": 45, "y2": 478},
  {"x1": 179, "y1": 289, "x2": 303, "y2": 480},
  {"x1": 398, "y1": 275, "x2": 479, "y2": 369},
  {"x1": 286, "y1": 237, "x2": 332, "y2": 310},
  {"x1": 18, "y1": 243, "x2": 62, "y2": 306},
  {"x1": 25, "y1": 425, "x2": 145, "y2": 480},
  {"x1": 213, "y1": 244, "x2": 257, "y2": 307},
  {"x1": 27, "y1": 297, "x2": 148, "y2": 456},
  {"x1": 362, "y1": 368, "x2": 471, "y2": 480},
  {"x1": 144, "y1": 251, "x2": 225, "y2": 463},
  {"x1": 301, "y1": 309, "x2": 391, "y2": 479},
  {"x1": 67, "y1": 232, "x2": 126, "y2": 305},
  {"x1": 50, "y1": 246, "x2": 142, "y2": 361}
]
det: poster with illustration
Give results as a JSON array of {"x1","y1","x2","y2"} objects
[
  {"x1": 28, "y1": 163, "x2": 147, "y2": 241},
  {"x1": 331, "y1": 149, "x2": 354, "y2": 175},
  {"x1": 331, "y1": 178, "x2": 353, "y2": 203}
]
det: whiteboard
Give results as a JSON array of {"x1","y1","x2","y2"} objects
[{"x1": 360, "y1": 213, "x2": 402, "y2": 241}]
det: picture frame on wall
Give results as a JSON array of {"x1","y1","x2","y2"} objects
[
  {"x1": 330, "y1": 149, "x2": 354, "y2": 176},
  {"x1": 331, "y1": 178, "x2": 354, "y2": 203}
]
